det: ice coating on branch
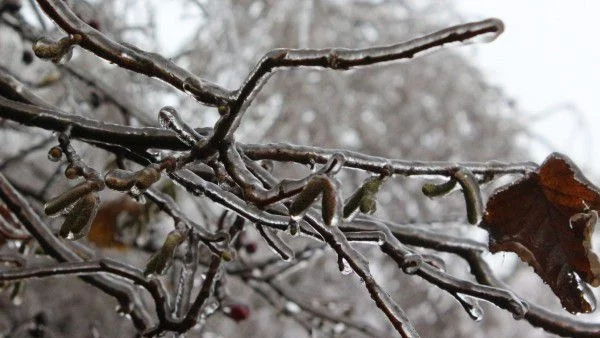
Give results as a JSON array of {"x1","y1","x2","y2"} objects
[
  {"x1": 320, "y1": 153, "x2": 346, "y2": 176},
  {"x1": 256, "y1": 224, "x2": 294, "y2": 262},
  {"x1": 158, "y1": 106, "x2": 202, "y2": 147}
]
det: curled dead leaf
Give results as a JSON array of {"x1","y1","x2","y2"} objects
[{"x1": 481, "y1": 152, "x2": 600, "y2": 314}]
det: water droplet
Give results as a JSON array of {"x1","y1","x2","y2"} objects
[
  {"x1": 289, "y1": 219, "x2": 300, "y2": 236},
  {"x1": 158, "y1": 106, "x2": 200, "y2": 147},
  {"x1": 322, "y1": 153, "x2": 345, "y2": 175},
  {"x1": 11, "y1": 295, "x2": 22, "y2": 306},
  {"x1": 333, "y1": 323, "x2": 347, "y2": 334},
  {"x1": 338, "y1": 257, "x2": 353, "y2": 275},
  {"x1": 115, "y1": 304, "x2": 133, "y2": 319},
  {"x1": 129, "y1": 185, "x2": 141, "y2": 197},
  {"x1": 307, "y1": 158, "x2": 317, "y2": 173},
  {"x1": 133, "y1": 193, "x2": 146, "y2": 204},
  {"x1": 456, "y1": 294, "x2": 484, "y2": 321},
  {"x1": 285, "y1": 302, "x2": 301, "y2": 314},
  {"x1": 574, "y1": 272, "x2": 596, "y2": 312},
  {"x1": 401, "y1": 254, "x2": 422, "y2": 274}
]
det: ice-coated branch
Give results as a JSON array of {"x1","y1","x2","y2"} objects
[
  {"x1": 242, "y1": 142, "x2": 538, "y2": 177},
  {"x1": 33, "y1": 0, "x2": 234, "y2": 107},
  {"x1": 144, "y1": 187, "x2": 228, "y2": 245},
  {"x1": 203, "y1": 19, "x2": 504, "y2": 151},
  {"x1": 0, "y1": 94, "x2": 536, "y2": 179}
]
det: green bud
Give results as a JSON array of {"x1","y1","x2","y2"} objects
[
  {"x1": 359, "y1": 197, "x2": 376, "y2": 214},
  {"x1": 134, "y1": 165, "x2": 161, "y2": 190},
  {"x1": 453, "y1": 168, "x2": 483, "y2": 225},
  {"x1": 321, "y1": 178, "x2": 342, "y2": 226},
  {"x1": 421, "y1": 179, "x2": 457, "y2": 198},
  {"x1": 104, "y1": 169, "x2": 136, "y2": 191},
  {"x1": 59, "y1": 193, "x2": 99, "y2": 239},
  {"x1": 343, "y1": 176, "x2": 383, "y2": 218},
  {"x1": 32, "y1": 34, "x2": 81, "y2": 64},
  {"x1": 289, "y1": 176, "x2": 325, "y2": 220},
  {"x1": 44, "y1": 181, "x2": 95, "y2": 216},
  {"x1": 144, "y1": 230, "x2": 185, "y2": 277}
]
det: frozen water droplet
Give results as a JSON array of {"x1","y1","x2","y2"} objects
[
  {"x1": 285, "y1": 302, "x2": 301, "y2": 314},
  {"x1": 338, "y1": 257, "x2": 353, "y2": 275},
  {"x1": 158, "y1": 106, "x2": 200, "y2": 147},
  {"x1": 574, "y1": 272, "x2": 596, "y2": 312},
  {"x1": 456, "y1": 294, "x2": 484, "y2": 321},
  {"x1": 128, "y1": 185, "x2": 142, "y2": 197},
  {"x1": 401, "y1": 254, "x2": 422, "y2": 275},
  {"x1": 11, "y1": 296, "x2": 22, "y2": 306},
  {"x1": 308, "y1": 159, "x2": 317, "y2": 173},
  {"x1": 289, "y1": 219, "x2": 300, "y2": 236},
  {"x1": 512, "y1": 301, "x2": 528, "y2": 320},
  {"x1": 134, "y1": 193, "x2": 146, "y2": 204},
  {"x1": 322, "y1": 153, "x2": 345, "y2": 175},
  {"x1": 333, "y1": 323, "x2": 347, "y2": 334},
  {"x1": 290, "y1": 214, "x2": 303, "y2": 222},
  {"x1": 158, "y1": 106, "x2": 178, "y2": 129},
  {"x1": 281, "y1": 253, "x2": 294, "y2": 263},
  {"x1": 467, "y1": 305, "x2": 484, "y2": 322},
  {"x1": 55, "y1": 47, "x2": 74, "y2": 64},
  {"x1": 115, "y1": 305, "x2": 131, "y2": 318}
]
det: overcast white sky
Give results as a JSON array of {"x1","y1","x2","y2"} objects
[{"x1": 457, "y1": 1, "x2": 600, "y2": 176}]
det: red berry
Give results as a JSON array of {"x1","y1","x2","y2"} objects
[
  {"x1": 226, "y1": 303, "x2": 250, "y2": 322},
  {"x1": 245, "y1": 242, "x2": 257, "y2": 254}
]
